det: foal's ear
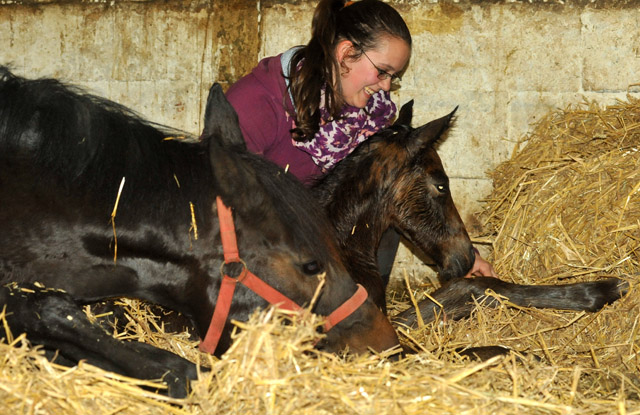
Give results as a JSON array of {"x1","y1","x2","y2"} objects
[
  {"x1": 412, "y1": 106, "x2": 458, "y2": 148},
  {"x1": 394, "y1": 100, "x2": 414, "y2": 127},
  {"x1": 201, "y1": 83, "x2": 246, "y2": 149}
]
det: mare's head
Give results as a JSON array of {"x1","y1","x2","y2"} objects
[
  {"x1": 318, "y1": 101, "x2": 475, "y2": 282},
  {"x1": 199, "y1": 84, "x2": 399, "y2": 354}
]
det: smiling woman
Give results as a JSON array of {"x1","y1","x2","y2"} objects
[
  {"x1": 337, "y1": 35, "x2": 410, "y2": 108},
  {"x1": 225, "y1": 0, "x2": 412, "y2": 186}
]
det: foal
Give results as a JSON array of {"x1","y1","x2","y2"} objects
[{"x1": 314, "y1": 101, "x2": 627, "y2": 327}]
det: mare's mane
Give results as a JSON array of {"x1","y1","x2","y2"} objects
[
  {"x1": 0, "y1": 67, "x2": 208, "y2": 214},
  {"x1": 218, "y1": 147, "x2": 340, "y2": 265}
]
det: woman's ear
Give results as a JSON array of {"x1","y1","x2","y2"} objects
[{"x1": 335, "y1": 39, "x2": 355, "y2": 65}]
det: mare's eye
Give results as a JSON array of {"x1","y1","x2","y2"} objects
[{"x1": 301, "y1": 260, "x2": 323, "y2": 276}]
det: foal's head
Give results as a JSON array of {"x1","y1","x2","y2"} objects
[
  {"x1": 319, "y1": 101, "x2": 475, "y2": 282},
  {"x1": 386, "y1": 104, "x2": 475, "y2": 281}
]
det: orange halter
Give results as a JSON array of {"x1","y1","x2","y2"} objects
[{"x1": 199, "y1": 196, "x2": 368, "y2": 354}]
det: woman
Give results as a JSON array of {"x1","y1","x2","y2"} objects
[{"x1": 226, "y1": 0, "x2": 495, "y2": 281}]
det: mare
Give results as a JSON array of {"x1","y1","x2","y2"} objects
[
  {"x1": 313, "y1": 101, "x2": 628, "y2": 329},
  {"x1": 0, "y1": 67, "x2": 399, "y2": 398}
]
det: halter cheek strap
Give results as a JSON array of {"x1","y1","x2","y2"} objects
[{"x1": 198, "y1": 197, "x2": 369, "y2": 355}]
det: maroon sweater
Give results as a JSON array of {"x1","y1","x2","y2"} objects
[{"x1": 225, "y1": 54, "x2": 323, "y2": 186}]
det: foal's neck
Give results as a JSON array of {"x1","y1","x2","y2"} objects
[{"x1": 328, "y1": 195, "x2": 392, "y2": 309}]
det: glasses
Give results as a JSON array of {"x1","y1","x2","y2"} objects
[{"x1": 359, "y1": 49, "x2": 402, "y2": 85}]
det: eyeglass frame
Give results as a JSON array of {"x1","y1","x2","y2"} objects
[{"x1": 356, "y1": 46, "x2": 402, "y2": 84}]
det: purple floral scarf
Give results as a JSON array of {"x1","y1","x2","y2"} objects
[{"x1": 291, "y1": 88, "x2": 397, "y2": 171}]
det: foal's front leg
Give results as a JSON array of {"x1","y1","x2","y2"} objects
[{"x1": 393, "y1": 276, "x2": 628, "y2": 328}]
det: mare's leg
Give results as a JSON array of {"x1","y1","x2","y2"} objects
[
  {"x1": 0, "y1": 282, "x2": 198, "y2": 398},
  {"x1": 394, "y1": 276, "x2": 628, "y2": 328},
  {"x1": 10, "y1": 262, "x2": 196, "y2": 314}
]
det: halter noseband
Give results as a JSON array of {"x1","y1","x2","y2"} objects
[{"x1": 199, "y1": 196, "x2": 369, "y2": 354}]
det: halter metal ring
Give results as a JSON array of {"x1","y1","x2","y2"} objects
[{"x1": 219, "y1": 258, "x2": 248, "y2": 281}]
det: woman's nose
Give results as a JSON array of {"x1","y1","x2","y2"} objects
[{"x1": 378, "y1": 77, "x2": 392, "y2": 92}]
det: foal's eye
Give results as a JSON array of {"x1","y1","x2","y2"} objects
[
  {"x1": 301, "y1": 260, "x2": 323, "y2": 276},
  {"x1": 435, "y1": 184, "x2": 448, "y2": 194}
]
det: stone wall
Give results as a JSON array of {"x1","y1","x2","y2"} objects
[{"x1": 2, "y1": 0, "x2": 639, "y2": 280}]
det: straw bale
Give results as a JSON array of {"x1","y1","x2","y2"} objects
[
  {"x1": 2, "y1": 96, "x2": 640, "y2": 414},
  {"x1": 481, "y1": 95, "x2": 640, "y2": 284}
]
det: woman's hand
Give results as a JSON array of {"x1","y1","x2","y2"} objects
[{"x1": 465, "y1": 249, "x2": 497, "y2": 278}]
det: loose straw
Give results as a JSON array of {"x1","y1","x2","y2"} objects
[{"x1": 111, "y1": 177, "x2": 126, "y2": 263}]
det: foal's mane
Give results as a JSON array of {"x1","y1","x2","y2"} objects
[{"x1": 313, "y1": 122, "x2": 414, "y2": 201}]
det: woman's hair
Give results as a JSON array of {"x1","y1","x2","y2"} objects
[{"x1": 288, "y1": 0, "x2": 411, "y2": 142}]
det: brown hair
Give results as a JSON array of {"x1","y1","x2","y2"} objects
[{"x1": 287, "y1": 0, "x2": 411, "y2": 142}]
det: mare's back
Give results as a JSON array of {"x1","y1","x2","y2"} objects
[
  {"x1": 0, "y1": 67, "x2": 337, "y2": 261},
  {"x1": 0, "y1": 67, "x2": 208, "y2": 222}
]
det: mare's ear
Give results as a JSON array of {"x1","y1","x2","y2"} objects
[
  {"x1": 208, "y1": 138, "x2": 265, "y2": 209},
  {"x1": 204, "y1": 84, "x2": 267, "y2": 214},
  {"x1": 394, "y1": 100, "x2": 414, "y2": 127},
  {"x1": 409, "y1": 106, "x2": 458, "y2": 151},
  {"x1": 201, "y1": 83, "x2": 246, "y2": 149}
]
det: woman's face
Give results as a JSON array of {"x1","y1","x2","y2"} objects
[{"x1": 338, "y1": 36, "x2": 411, "y2": 109}]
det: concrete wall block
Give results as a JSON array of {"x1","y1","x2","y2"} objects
[
  {"x1": 4, "y1": 6, "x2": 83, "y2": 78},
  {"x1": 407, "y1": 32, "x2": 501, "y2": 95},
  {"x1": 497, "y1": 6, "x2": 583, "y2": 93},
  {"x1": 581, "y1": 9, "x2": 640, "y2": 92},
  {"x1": 210, "y1": 0, "x2": 261, "y2": 87},
  {"x1": 109, "y1": 6, "x2": 209, "y2": 82},
  {"x1": 404, "y1": 4, "x2": 502, "y2": 95},
  {"x1": 259, "y1": 2, "x2": 313, "y2": 59}
]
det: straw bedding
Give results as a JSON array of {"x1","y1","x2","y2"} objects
[{"x1": 1, "y1": 96, "x2": 639, "y2": 414}]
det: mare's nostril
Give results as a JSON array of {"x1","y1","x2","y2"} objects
[{"x1": 314, "y1": 337, "x2": 330, "y2": 352}]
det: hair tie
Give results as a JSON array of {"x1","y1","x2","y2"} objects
[{"x1": 343, "y1": 1, "x2": 355, "y2": 8}]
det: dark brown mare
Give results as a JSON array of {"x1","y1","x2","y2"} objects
[
  {"x1": 0, "y1": 67, "x2": 398, "y2": 398},
  {"x1": 314, "y1": 101, "x2": 628, "y2": 329}
]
